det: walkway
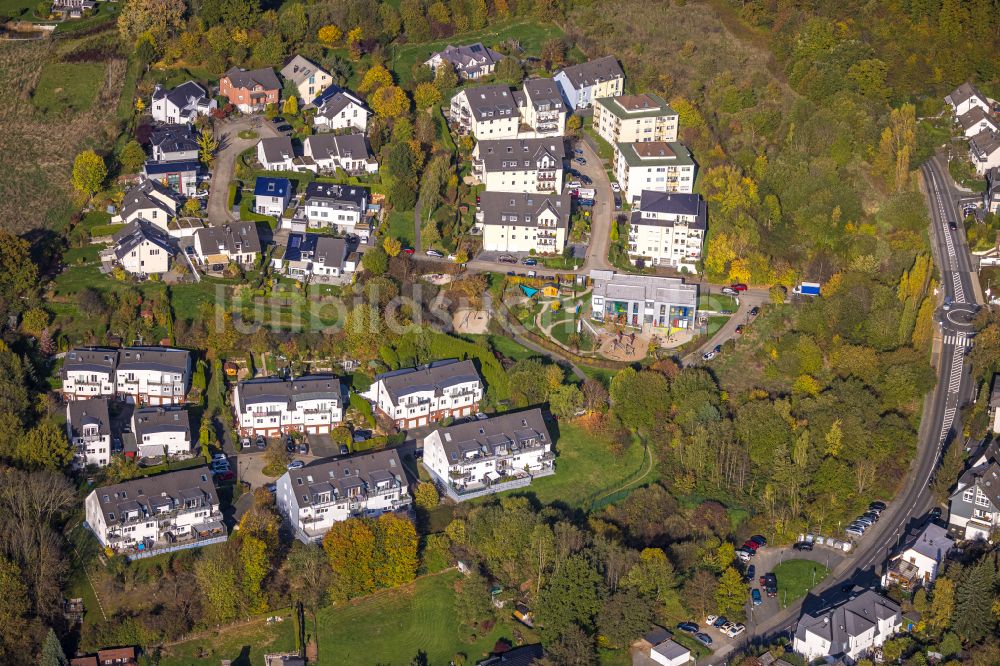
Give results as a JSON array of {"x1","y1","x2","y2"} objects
[{"x1": 207, "y1": 117, "x2": 279, "y2": 224}]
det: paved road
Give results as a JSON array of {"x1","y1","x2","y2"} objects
[
  {"x1": 571, "y1": 138, "x2": 613, "y2": 271},
  {"x1": 681, "y1": 287, "x2": 770, "y2": 366},
  {"x1": 207, "y1": 117, "x2": 279, "y2": 223}
]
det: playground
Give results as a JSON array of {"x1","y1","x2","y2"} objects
[{"x1": 453, "y1": 308, "x2": 490, "y2": 334}]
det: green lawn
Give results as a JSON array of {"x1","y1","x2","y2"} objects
[
  {"x1": 386, "y1": 209, "x2": 415, "y2": 246},
  {"x1": 0, "y1": 0, "x2": 36, "y2": 18},
  {"x1": 159, "y1": 610, "x2": 297, "y2": 666},
  {"x1": 32, "y1": 62, "x2": 106, "y2": 115},
  {"x1": 706, "y1": 315, "x2": 729, "y2": 337},
  {"x1": 773, "y1": 559, "x2": 830, "y2": 608},
  {"x1": 582, "y1": 117, "x2": 615, "y2": 162},
  {"x1": 698, "y1": 293, "x2": 739, "y2": 312}
]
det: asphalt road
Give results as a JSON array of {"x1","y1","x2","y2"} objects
[
  {"x1": 681, "y1": 287, "x2": 770, "y2": 366},
  {"x1": 207, "y1": 117, "x2": 279, "y2": 223},
  {"x1": 571, "y1": 138, "x2": 613, "y2": 271}
]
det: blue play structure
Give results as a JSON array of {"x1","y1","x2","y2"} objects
[{"x1": 521, "y1": 285, "x2": 540, "y2": 298}]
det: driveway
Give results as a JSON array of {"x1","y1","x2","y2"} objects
[
  {"x1": 570, "y1": 138, "x2": 613, "y2": 271},
  {"x1": 682, "y1": 288, "x2": 770, "y2": 366},
  {"x1": 207, "y1": 116, "x2": 279, "y2": 223}
]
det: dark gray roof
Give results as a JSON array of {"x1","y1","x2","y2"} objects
[
  {"x1": 280, "y1": 55, "x2": 326, "y2": 85},
  {"x1": 62, "y1": 348, "x2": 117, "y2": 377},
  {"x1": 431, "y1": 43, "x2": 502, "y2": 76},
  {"x1": 556, "y1": 56, "x2": 624, "y2": 90},
  {"x1": 258, "y1": 136, "x2": 295, "y2": 165},
  {"x1": 476, "y1": 644, "x2": 544, "y2": 666},
  {"x1": 461, "y1": 84, "x2": 519, "y2": 121},
  {"x1": 304, "y1": 181, "x2": 368, "y2": 210},
  {"x1": 224, "y1": 67, "x2": 281, "y2": 92},
  {"x1": 285, "y1": 449, "x2": 405, "y2": 506},
  {"x1": 315, "y1": 236, "x2": 346, "y2": 267},
  {"x1": 477, "y1": 192, "x2": 570, "y2": 229},
  {"x1": 474, "y1": 137, "x2": 565, "y2": 172},
  {"x1": 947, "y1": 82, "x2": 986, "y2": 107},
  {"x1": 959, "y1": 106, "x2": 996, "y2": 131},
  {"x1": 793, "y1": 590, "x2": 900, "y2": 656},
  {"x1": 117, "y1": 346, "x2": 190, "y2": 374},
  {"x1": 153, "y1": 81, "x2": 210, "y2": 110},
  {"x1": 971, "y1": 129, "x2": 1000, "y2": 159},
  {"x1": 120, "y1": 180, "x2": 177, "y2": 220},
  {"x1": 195, "y1": 221, "x2": 262, "y2": 256},
  {"x1": 150, "y1": 123, "x2": 198, "y2": 154},
  {"x1": 632, "y1": 191, "x2": 707, "y2": 230},
  {"x1": 68, "y1": 398, "x2": 111, "y2": 439},
  {"x1": 522, "y1": 78, "x2": 564, "y2": 111},
  {"x1": 375, "y1": 359, "x2": 482, "y2": 403},
  {"x1": 305, "y1": 133, "x2": 373, "y2": 163},
  {"x1": 93, "y1": 466, "x2": 220, "y2": 524},
  {"x1": 133, "y1": 406, "x2": 191, "y2": 440},
  {"x1": 316, "y1": 91, "x2": 367, "y2": 119},
  {"x1": 431, "y1": 408, "x2": 548, "y2": 464},
  {"x1": 112, "y1": 219, "x2": 175, "y2": 260},
  {"x1": 237, "y1": 375, "x2": 342, "y2": 411}
]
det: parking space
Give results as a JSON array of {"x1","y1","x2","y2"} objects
[{"x1": 306, "y1": 433, "x2": 339, "y2": 458}]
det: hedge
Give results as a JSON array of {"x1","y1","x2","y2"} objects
[
  {"x1": 425, "y1": 330, "x2": 510, "y2": 403},
  {"x1": 350, "y1": 392, "x2": 376, "y2": 428}
]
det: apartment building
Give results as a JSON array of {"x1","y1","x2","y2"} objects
[
  {"x1": 303, "y1": 133, "x2": 378, "y2": 174},
  {"x1": 422, "y1": 408, "x2": 555, "y2": 502},
  {"x1": 272, "y1": 233, "x2": 356, "y2": 280},
  {"x1": 280, "y1": 55, "x2": 333, "y2": 101},
  {"x1": 553, "y1": 56, "x2": 625, "y2": 109},
  {"x1": 302, "y1": 182, "x2": 368, "y2": 230},
  {"x1": 477, "y1": 191, "x2": 570, "y2": 254},
  {"x1": 233, "y1": 376, "x2": 344, "y2": 437},
  {"x1": 61, "y1": 348, "x2": 118, "y2": 400},
  {"x1": 793, "y1": 590, "x2": 901, "y2": 663},
  {"x1": 450, "y1": 84, "x2": 520, "y2": 139},
  {"x1": 220, "y1": 67, "x2": 281, "y2": 113},
  {"x1": 131, "y1": 406, "x2": 192, "y2": 459},
  {"x1": 151, "y1": 81, "x2": 215, "y2": 124},
  {"x1": 106, "y1": 220, "x2": 175, "y2": 277},
  {"x1": 589, "y1": 270, "x2": 698, "y2": 330},
  {"x1": 84, "y1": 467, "x2": 226, "y2": 559},
  {"x1": 614, "y1": 141, "x2": 695, "y2": 203},
  {"x1": 192, "y1": 221, "x2": 262, "y2": 269},
  {"x1": 277, "y1": 450, "x2": 411, "y2": 542},
  {"x1": 594, "y1": 93, "x2": 678, "y2": 144},
  {"x1": 881, "y1": 522, "x2": 953, "y2": 590},
  {"x1": 957, "y1": 106, "x2": 1000, "y2": 138},
  {"x1": 627, "y1": 190, "x2": 707, "y2": 271},
  {"x1": 115, "y1": 347, "x2": 191, "y2": 406},
  {"x1": 945, "y1": 81, "x2": 991, "y2": 117},
  {"x1": 66, "y1": 398, "x2": 112, "y2": 468},
  {"x1": 424, "y1": 43, "x2": 502, "y2": 80},
  {"x1": 362, "y1": 359, "x2": 484, "y2": 429},
  {"x1": 517, "y1": 78, "x2": 567, "y2": 138},
  {"x1": 969, "y1": 129, "x2": 1000, "y2": 175},
  {"x1": 313, "y1": 89, "x2": 370, "y2": 132},
  {"x1": 948, "y1": 458, "x2": 1000, "y2": 540},
  {"x1": 472, "y1": 137, "x2": 565, "y2": 193}
]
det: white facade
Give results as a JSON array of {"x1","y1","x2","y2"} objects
[
  {"x1": 450, "y1": 86, "x2": 520, "y2": 139},
  {"x1": 115, "y1": 347, "x2": 190, "y2": 406},
  {"x1": 313, "y1": 92, "x2": 370, "y2": 133},
  {"x1": 303, "y1": 134, "x2": 378, "y2": 174},
  {"x1": 478, "y1": 192, "x2": 570, "y2": 254},
  {"x1": 233, "y1": 376, "x2": 343, "y2": 437},
  {"x1": 61, "y1": 349, "x2": 117, "y2": 401},
  {"x1": 118, "y1": 236, "x2": 171, "y2": 276},
  {"x1": 627, "y1": 191, "x2": 706, "y2": 271},
  {"x1": 66, "y1": 399, "x2": 111, "y2": 468},
  {"x1": 614, "y1": 141, "x2": 695, "y2": 203},
  {"x1": 280, "y1": 55, "x2": 333, "y2": 101},
  {"x1": 132, "y1": 407, "x2": 192, "y2": 458},
  {"x1": 472, "y1": 139, "x2": 564, "y2": 194},
  {"x1": 363, "y1": 360, "x2": 483, "y2": 429},
  {"x1": 946, "y1": 82, "x2": 991, "y2": 117},
  {"x1": 594, "y1": 94, "x2": 679, "y2": 145},
  {"x1": 793, "y1": 591, "x2": 901, "y2": 663},
  {"x1": 258, "y1": 138, "x2": 295, "y2": 171},
  {"x1": 150, "y1": 81, "x2": 216, "y2": 124},
  {"x1": 881, "y1": 523, "x2": 953, "y2": 589}
]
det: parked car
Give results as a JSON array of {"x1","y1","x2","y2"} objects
[
  {"x1": 287, "y1": 460, "x2": 304, "y2": 470},
  {"x1": 863, "y1": 511, "x2": 880, "y2": 522},
  {"x1": 929, "y1": 507, "x2": 943, "y2": 521},
  {"x1": 611, "y1": 182, "x2": 621, "y2": 192},
  {"x1": 762, "y1": 573, "x2": 777, "y2": 589},
  {"x1": 749, "y1": 306, "x2": 760, "y2": 317},
  {"x1": 845, "y1": 526, "x2": 865, "y2": 538},
  {"x1": 743, "y1": 540, "x2": 760, "y2": 551},
  {"x1": 766, "y1": 586, "x2": 777, "y2": 598},
  {"x1": 256, "y1": 435, "x2": 266, "y2": 449},
  {"x1": 721, "y1": 286, "x2": 738, "y2": 296},
  {"x1": 403, "y1": 247, "x2": 415, "y2": 255},
  {"x1": 854, "y1": 516, "x2": 874, "y2": 527},
  {"x1": 735, "y1": 325, "x2": 744, "y2": 335},
  {"x1": 298, "y1": 442, "x2": 309, "y2": 455},
  {"x1": 580, "y1": 175, "x2": 592, "y2": 185},
  {"x1": 677, "y1": 622, "x2": 699, "y2": 634},
  {"x1": 272, "y1": 116, "x2": 285, "y2": 123},
  {"x1": 720, "y1": 622, "x2": 736, "y2": 634},
  {"x1": 750, "y1": 535, "x2": 767, "y2": 547},
  {"x1": 702, "y1": 350, "x2": 717, "y2": 362},
  {"x1": 736, "y1": 548, "x2": 752, "y2": 562},
  {"x1": 522, "y1": 258, "x2": 538, "y2": 266},
  {"x1": 285, "y1": 439, "x2": 296, "y2": 453},
  {"x1": 574, "y1": 148, "x2": 584, "y2": 155},
  {"x1": 339, "y1": 444, "x2": 350, "y2": 456},
  {"x1": 498, "y1": 254, "x2": 517, "y2": 264},
  {"x1": 265, "y1": 482, "x2": 277, "y2": 493},
  {"x1": 426, "y1": 249, "x2": 444, "y2": 258},
  {"x1": 751, "y1": 589, "x2": 762, "y2": 606},
  {"x1": 727, "y1": 624, "x2": 746, "y2": 638},
  {"x1": 276, "y1": 124, "x2": 292, "y2": 133},
  {"x1": 745, "y1": 564, "x2": 756, "y2": 581},
  {"x1": 705, "y1": 615, "x2": 718, "y2": 626},
  {"x1": 215, "y1": 470, "x2": 235, "y2": 482},
  {"x1": 712, "y1": 616, "x2": 728, "y2": 628},
  {"x1": 575, "y1": 157, "x2": 586, "y2": 165},
  {"x1": 730, "y1": 283, "x2": 748, "y2": 292},
  {"x1": 870, "y1": 501, "x2": 887, "y2": 511},
  {"x1": 211, "y1": 453, "x2": 227, "y2": 462},
  {"x1": 793, "y1": 541, "x2": 814, "y2": 551},
  {"x1": 694, "y1": 633, "x2": 713, "y2": 647}
]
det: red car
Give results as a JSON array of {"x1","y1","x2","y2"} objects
[
  {"x1": 743, "y1": 540, "x2": 760, "y2": 551},
  {"x1": 735, "y1": 325, "x2": 744, "y2": 335},
  {"x1": 403, "y1": 248, "x2": 415, "y2": 255},
  {"x1": 215, "y1": 470, "x2": 235, "y2": 483},
  {"x1": 730, "y1": 283, "x2": 748, "y2": 292}
]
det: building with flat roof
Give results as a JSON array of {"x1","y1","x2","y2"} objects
[
  {"x1": 594, "y1": 93, "x2": 678, "y2": 145},
  {"x1": 590, "y1": 270, "x2": 697, "y2": 330},
  {"x1": 627, "y1": 191, "x2": 706, "y2": 271},
  {"x1": 614, "y1": 141, "x2": 695, "y2": 203}
]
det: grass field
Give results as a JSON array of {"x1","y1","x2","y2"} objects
[
  {"x1": 698, "y1": 293, "x2": 739, "y2": 312},
  {"x1": 386, "y1": 209, "x2": 415, "y2": 246},
  {"x1": 32, "y1": 62, "x2": 107, "y2": 115},
  {"x1": 0, "y1": 0, "x2": 36, "y2": 18},
  {"x1": 158, "y1": 611, "x2": 297, "y2": 666},
  {"x1": 773, "y1": 559, "x2": 830, "y2": 608}
]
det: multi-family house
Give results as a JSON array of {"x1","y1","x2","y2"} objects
[
  {"x1": 113, "y1": 179, "x2": 178, "y2": 231},
  {"x1": 472, "y1": 137, "x2": 565, "y2": 193},
  {"x1": 362, "y1": 359, "x2": 484, "y2": 429},
  {"x1": 948, "y1": 456, "x2": 1000, "y2": 540},
  {"x1": 254, "y1": 176, "x2": 292, "y2": 217},
  {"x1": 233, "y1": 376, "x2": 344, "y2": 437},
  {"x1": 614, "y1": 141, "x2": 696, "y2": 203},
  {"x1": 477, "y1": 191, "x2": 570, "y2": 254},
  {"x1": 192, "y1": 221, "x2": 261, "y2": 269},
  {"x1": 425, "y1": 43, "x2": 502, "y2": 80},
  {"x1": 106, "y1": 219, "x2": 175, "y2": 277},
  {"x1": 220, "y1": 67, "x2": 281, "y2": 113},
  {"x1": 313, "y1": 88, "x2": 370, "y2": 132},
  {"x1": 517, "y1": 78, "x2": 567, "y2": 138},
  {"x1": 66, "y1": 398, "x2": 112, "y2": 468},
  {"x1": 589, "y1": 270, "x2": 698, "y2": 330},
  {"x1": 61, "y1": 348, "x2": 118, "y2": 401},
  {"x1": 422, "y1": 408, "x2": 555, "y2": 501},
  {"x1": 276, "y1": 450, "x2": 411, "y2": 543},
  {"x1": 272, "y1": 233, "x2": 356, "y2": 280},
  {"x1": 143, "y1": 123, "x2": 200, "y2": 195},
  {"x1": 450, "y1": 84, "x2": 521, "y2": 139},
  {"x1": 150, "y1": 81, "x2": 216, "y2": 124},
  {"x1": 143, "y1": 159, "x2": 200, "y2": 197},
  {"x1": 84, "y1": 467, "x2": 226, "y2": 559},
  {"x1": 594, "y1": 93, "x2": 678, "y2": 144},
  {"x1": 131, "y1": 406, "x2": 192, "y2": 459},
  {"x1": 553, "y1": 56, "x2": 625, "y2": 109},
  {"x1": 302, "y1": 182, "x2": 368, "y2": 230},
  {"x1": 280, "y1": 55, "x2": 333, "y2": 101},
  {"x1": 303, "y1": 133, "x2": 378, "y2": 174},
  {"x1": 257, "y1": 136, "x2": 296, "y2": 171},
  {"x1": 957, "y1": 106, "x2": 999, "y2": 138},
  {"x1": 969, "y1": 129, "x2": 1000, "y2": 175},
  {"x1": 984, "y1": 169, "x2": 1000, "y2": 215},
  {"x1": 627, "y1": 190, "x2": 707, "y2": 271},
  {"x1": 115, "y1": 347, "x2": 191, "y2": 406},
  {"x1": 945, "y1": 82, "x2": 991, "y2": 117},
  {"x1": 881, "y1": 522, "x2": 953, "y2": 590},
  {"x1": 792, "y1": 590, "x2": 901, "y2": 663}
]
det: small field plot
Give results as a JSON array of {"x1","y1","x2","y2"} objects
[{"x1": 32, "y1": 62, "x2": 106, "y2": 115}]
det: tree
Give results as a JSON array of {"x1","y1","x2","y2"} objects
[
  {"x1": 548, "y1": 383, "x2": 584, "y2": 418},
  {"x1": 565, "y1": 114, "x2": 582, "y2": 136},
  {"x1": 928, "y1": 576, "x2": 955, "y2": 632},
  {"x1": 598, "y1": 589, "x2": 654, "y2": 648},
  {"x1": 536, "y1": 555, "x2": 604, "y2": 641},
  {"x1": 874, "y1": 103, "x2": 916, "y2": 193},
  {"x1": 20, "y1": 307, "x2": 49, "y2": 337},
  {"x1": 540, "y1": 38, "x2": 566, "y2": 69},
  {"x1": 715, "y1": 567, "x2": 747, "y2": 618},
  {"x1": 119, "y1": 140, "x2": 147, "y2": 173},
  {"x1": 682, "y1": 569, "x2": 719, "y2": 619},
  {"x1": 318, "y1": 24, "x2": 341, "y2": 47},
  {"x1": 240, "y1": 534, "x2": 269, "y2": 612},
  {"x1": 284, "y1": 542, "x2": 330, "y2": 628},
  {"x1": 0, "y1": 556, "x2": 29, "y2": 663},
  {"x1": 72, "y1": 150, "x2": 107, "y2": 196},
  {"x1": 372, "y1": 513, "x2": 419, "y2": 588},
  {"x1": 494, "y1": 57, "x2": 524, "y2": 85},
  {"x1": 953, "y1": 556, "x2": 996, "y2": 642},
  {"x1": 545, "y1": 624, "x2": 595, "y2": 665},
  {"x1": 117, "y1": 0, "x2": 185, "y2": 44},
  {"x1": 370, "y1": 85, "x2": 409, "y2": 118},
  {"x1": 17, "y1": 421, "x2": 72, "y2": 471},
  {"x1": 383, "y1": 237, "x2": 402, "y2": 257},
  {"x1": 362, "y1": 245, "x2": 389, "y2": 275},
  {"x1": 414, "y1": 82, "x2": 442, "y2": 110},
  {"x1": 323, "y1": 519, "x2": 377, "y2": 600},
  {"x1": 282, "y1": 95, "x2": 299, "y2": 117},
  {"x1": 346, "y1": 26, "x2": 363, "y2": 60},
  {"x1": 414, "y1": 482, "x2": 439, "y2": 510},
  {"x1": 40, "y1": 628, "x2": 67, "y2": 666},
  {"x1": 195, "y1": 543, "x2": 241, "y2": 621},
  {"x1": 278, "y1": 2, "x2": 307, "y2": 44},
  {"x1": 434, "y1": 65, "x2": 458, "y2": 95},
  {"x1": 359, "y1": 64, "x2": 394, "y2": 95},
  {"x1": 455, "y1": 570, "x2": 493, "y2": 628}
]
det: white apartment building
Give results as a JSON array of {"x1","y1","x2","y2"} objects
[
  {"x1": 553, "y1": 56, "x2": 625, "y2": 109},
  {"x1": 277, "y1": 450, "x2": 411, "y2": 543},
  {"x1": 313, "y1": 89, "x2": 370, "y2": 132},
  {"x1": 423, "y1": 408, "x2": 554, "y2": 502},
  {"x1": 477, "y1": 191, "x2": 570, "y2": 254},
  {"x1": 589, "y1": 270, "x2": 698, "y2": 330},
  {"x1": 969, "y1": 129, "x2": 1000, "y2": 175},
  {"x1": 948, "y1": 453, "x2": 1000, "y2": 540},
  {"x1": 614, "y1": 141, "x2": 695, "y2": 203},
  {"x1": 472, "y1": 137, "x2": 564, "y2": 193},
  {"x1": 115, "y1": 347, "x2": 191, "y2": 406},
  {"x1": 303, "y1": 133, "x2": 378, "y2": 174},
  {"x1": 150, "y1": 81, "x2": 215, "y2": 124},
  {"x1": 881, "y1": 522, "x2": 953, "y2": 590},
  {"x1": 106, "y1": 220, "x2": 175, "y2": 277},
  {"x1": 131, "y1": 406, "x2": 192, "y2": 459},
  {"x1": 517, "y1": 78, "x2": 567, "y2": 138},
  {"x1": 363, "y1": 359, "x2": 483, "y2": 429},
  {"x1": 84, "y1": 467, "x2": 226, "y2": 559},
  {"x1": 233, "y1": 376, "x2": 344, "y2": 437},
  {"x1": 61, "y1": 348, "x2": 118, "y2": 401},
  {"x1": 793, "y1": 590, "x2": 901, "y2": 663},
  {"x1": 192, "y1": 221, "x2": 262, "y2": 269},
  {"x1": 957, "y1": 106, "x2": 1000, "y2": 138},
  {"x1": 112, "y1": 179, "x2": 178, "y2": 230},
  {"x1": 66, "y1": 398, "x2": 112, "y2": 468},
  {"x1": 627, "y1": 190, "x2": 707, "y2": 271},
  {"x1": 594, "y1": 93, "x2": 678, "y2": 144},
  {"x1": 302, "y1": 182, "x2": 368, "y2": 230},
  {"x1": 450, "y1": 84, "x2": 520, "y2": 139},
  {"x1": 272, "y1": 233, "x2": 356, "y2": 280}
]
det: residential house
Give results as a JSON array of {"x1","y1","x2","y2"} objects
[
  {"x1": 61, "y1": 348, "x2": 117, "y2": 401},
  {"x1": 66, "y1": 398, "x2": 112, "y2": 468},
  {"x1": 302, "y1": 182, "x2": 368, "y2": 230},
  {"x1": 631, "y1": 627, "x2": 692, "y2": 666},
  {"x1": 948, "y1": 456, "x2": 1000, "y2": 540},
  {"x1": 313, "y1": 89, "x2": 370, "y2": 132},
  {"x1": 106, "y1": 220, "x2": 175, "y2": 277},
  {"x1": 553, "y1": 56, "x2": 625, "y2": 109},
  {"x1": 272, "y1": 233, "x2": 356, "y2": 280},
  {"x1": 614, "y1": 141, "x2": 696, "y2": 203},
  {"x1": 946, "y1": 82, "x2": 991, "y2": 117},
  {"x1": 590, "y1": 270, "x2": 698, "y2": 330},
  {"x1": 70, "y1": 647, "x2": 138, "y2": 666},
  {"x1": 115, "y1": 346, "x2": 191, "y2": 406},
  {"x1": 113, "y1": 179, "x2": 178, "y2": 231},
  {"x1": 142, "y1": 160, "x2": 200, "y2": 197},
  {"x1": 51, "y1": 0, "x2": 96, "y2": 19},
  {"x1": 425, "y1": 43, "x2": 502, "y2": 80},
  {"x1": 517, "y1": 78, "x2": 567, "y2": 137},
  {"x1": 792, "y1": 590, "x2": 901, "y2": 663},
  {"x1": 477, "y1": 645, "x2": 545, "y2": 665},
  {"x1": 150, "y1": 81, "x2": 215, "y2": 124},
  {"x1": 84, "y1": 467, "x2": 226, "y2": 559},
  {"x1": 626, "y1": 190, "x2": 707, "y2": 271},
  {"x1": 276, "y1": 450, "x2": 411, "y2": 543},
  {"x1": 594, "y1": 93, "x2": 679, "y2": 144},
  {"x1": 477, "y1": 191, "x2": 570, "y2": 254},
  {"x1": 957, "y1": 106, "x2": 999, "y2": 138},
  {"x1": 220, "y1": 67, "x2": 281, "y2": 113},
  {"x1": 881, "y1": 522, "x2": 953, "y2": 590},
  {"x1": 144, "y1": 124, "x2": 200, "y2": 196},
  {"x1": 984, "y1": 168, "x2": 1000, "y2": 215},
  {"x1": 451, "y1": 84, "x2": 521, "y2": 139},
  {"x1": 264, "y1": 655, "x2": 305, "y2": 666},
  {"x1": 192, "y1": 221, "x2": 261, "y2": 269},
  {"x1": 969, "y1": 129, "x2": 1000, "y2": 175},
  {"x1": 303, "y1": 133, "x2": 378, "y2": 174},
  {"x1": 362, "y1": 359, "x2": 484, "y2": 429},
  {"x1": 131, "y1": 406, "x2": 192, "y2": 459},
  {"x1": 233, "y1": 376, "x2": 344, "y2": 437},
  {"x1": 280, "y1": 55, "x2": 333, "y2": 101},
  {"x1": 472, "y1": 137, "x2": 565, "y2": 193},
  {"x1": 257, "y1": 136, "x2": 296, "y2": 171},
  {"x1": 254, "y1": 176, "x2": 292, "y2": 217}
]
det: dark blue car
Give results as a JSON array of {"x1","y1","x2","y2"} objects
[
  {"x1": 677, "y1": 622, "x2": 698, "y2": 633},
  {"x1": 751, "y1": 588, "x2": 762, "y2": 606}
]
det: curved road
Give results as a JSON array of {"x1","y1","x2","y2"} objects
[{"x1": 207, "y1": 117, "x2": 279, "y2": 223}]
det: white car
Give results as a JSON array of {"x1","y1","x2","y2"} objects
[
  {"x1": 211, "y1": 453, "x2": 227, "y2": 462},
  {"x1": 426, "y1": 249, "x2": 444, "y2": 258},
  {"x1": 720, "y1": 622, "x2": 736, "y2": 634},
  {"x1": 611, "y1": 182, "x2": 621, "y2": 192},
  {"x1": 705, "y1": 615, "x2": 718, "y2": 626},
  {"x1": 702, "y1": 350, "x2": 717, "y2": 362},
  {"x1": 726, "y1": 624, "x2": 746, "y2": 638}
]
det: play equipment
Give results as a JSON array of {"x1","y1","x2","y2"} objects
[{"x1": 520, "y1": 285, "x2": 540, "y2": 298}]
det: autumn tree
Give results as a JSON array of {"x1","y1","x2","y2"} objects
[
  {"x1": 282, "y1": 95, "x2": 299, "y2": 116},
  {"x1": 0, "y1": 556, "x2": 29, "y2": 662},
  {"x1": 372, "y1": 513, "x2": 418, "y2": 588},
  {"x1": 383, "y1": 237, "x2": 402, "y2": 257},
  {"x1": 455, "y1": 570, "x2": 493, "y2": 628},
  {"x1": 874, "y1": 103, "x2": 916, "y2": 193},
  {"x1": 494, "y1": 57, "x2": 524, "y2": 85},
  {"x1": 119, "y1": 140, "x2": 147, "y2": 173},
  {"x1": 414, "y1": 482, "x2": 439, "y2": 510},
  {"x1": 715, "y1": 567, "x2": 748, "y2": 618},
  {"x1": 433, "y1": 64, "x2": 458, "y2": 95},
  {"x1": 370, "y1": 85, "x2": 409, "y2": 118},
  {"x1": 346, "y1": 26, "x2": 363, "y2": 60},
  {"x1": 414, "y1": 82, "x2": 442, "y2": 110},
  {"x1": 72, "y1": 150, "x2": 107, "y2": 196},
  {"x1": 117, "y1": 0, "x2": 185, "y2": 44},
  {"x1": 197, "y1": 129, "x2": 218, "y2": 167},
  {"x1": 318, "y1": 24, "x2": 341, "y2": 47}
]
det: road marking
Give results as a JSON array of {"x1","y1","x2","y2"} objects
[{"x1": 942, "y1": 333, "x2": 972, "y2": 347}]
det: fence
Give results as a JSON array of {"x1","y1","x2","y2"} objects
[
  {"x1": 125, "y1": 534, "x2": 229, "y2": 561},
  {"x1": 430, "y1": 467, "x2": 555, "y2": 503}
]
